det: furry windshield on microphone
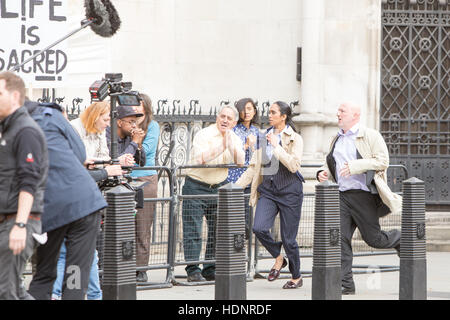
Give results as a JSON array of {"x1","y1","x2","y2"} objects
[{"x1": 85, "y1": 0, "x2": 121, "y2": 37}]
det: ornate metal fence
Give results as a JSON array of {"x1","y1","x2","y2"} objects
[
  {"x1": 36, "y1": 93, "x2": 299, "y2": 168},
  {"x1": 381, "y1": 0, "x2": 450, "y2": 207},
  {"x1": 153, "y1": 99, "x2": 299, "y2": 169}
]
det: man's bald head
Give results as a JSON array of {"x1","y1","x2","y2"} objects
[
  {"x1": 337, "y1": 102, "x2": 361, "y2": 132},
  {"x1": 342, "y1": 102, "x2": 361, "y2": 115}
]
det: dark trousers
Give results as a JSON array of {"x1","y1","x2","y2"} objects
[
  {"x1": 135, "y1": 175, "x2": 158, "y2": 267},
  {"x1": 253, "y1": 179, "x2": 303, "y2": 279},
  {"x1": 28, "y1": 211, "x2": 101, "y2": 300},
  {"x1": 340, "y1": 190, "x2": 401, "y2": 289},
  {"x1": 182, "y1": 177, "x2": 223, "y2": 277},
  {"x1": 0, "y1": 218, "x2": 40, "y2": 300}
]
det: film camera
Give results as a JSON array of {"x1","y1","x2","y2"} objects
[
  {"x1": 89, "y1": 72, "x2": 141, "y2": 162},
  {"x1": 89, "y1": 73, "x2": 141, "y2": 106},
  {"x1": 88, "y1": 73, "x2": 147, "y2": 206},
  {"x1": 90, "y1": 160, "x2": 148, "y2": 209}
]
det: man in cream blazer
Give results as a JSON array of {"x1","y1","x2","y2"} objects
[{"x1": 317, "y1": 102, "x2": 401, "y2": 295}]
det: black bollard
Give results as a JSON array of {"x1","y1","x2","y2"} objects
[
  {"x1": 312, "y1": 180, "x2": 341, "y2": 300},
  {"x1": 102, "y1": 185, "x2": 137, "y2": 300},
  {"x1": 215, "y1": 183, "x2": 247, "y2": 300},
  {"x1": 399, "y1": 177, "x2": 427, "y2": 300}
]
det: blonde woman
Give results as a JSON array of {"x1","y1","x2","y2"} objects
[
  {"x1": 71, "y1": 101, "x2": 111, "y2": 161},
  {"x1": 71, "y1": 101, "x2": 135, "y2": 169}
]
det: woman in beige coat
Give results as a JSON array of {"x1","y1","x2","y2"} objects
[{"x1": 236, "y1": 101, "x2": 305, "y2": 289}]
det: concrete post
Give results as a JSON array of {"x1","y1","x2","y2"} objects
[
  {"x1": 102, "y1": 185, "x2": 137, "y2": 300},
  {"x1": 399, "y1": 177, "x2": 427, "y2": 300},
  {"x1": 215, "y1": 183, "x2": 246, "y2": 300},
  {"x1": 312, "y1": 180, "x2": 341, "y2": 300}
]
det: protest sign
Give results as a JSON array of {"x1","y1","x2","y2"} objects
[{"x1": 0, "y1": 0, "x2": 69, "y2": 87}]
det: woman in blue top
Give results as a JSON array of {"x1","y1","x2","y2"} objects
[
  {"x1": 227, "y1": 98, "x2": 259, "y2": 238},
  {"x1": 131, "y1": 93, "x2": 160, "y2": 283}
]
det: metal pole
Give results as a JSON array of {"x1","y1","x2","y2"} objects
[
  {"x1": 399, "y1": 177, "x2": 427, "y2": 300},
  {"x1": 246, "y1": 203, "x2": 254, "y2": 281},
  {"x1": 109, "y1": 93, "x2": 119, "y2": 164},
  {"x1": 166, "y1": 167, "x2": 177, "y2": 284},
  {"x1": 312, "y1": 180, "x2": 341, "y2": 300}
]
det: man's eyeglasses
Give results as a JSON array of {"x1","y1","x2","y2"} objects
[{"x1": 120, "y1": 119, "x2": 137, "y2": 126}]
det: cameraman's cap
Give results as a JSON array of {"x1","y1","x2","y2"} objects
[{"x1": 117, "y1": 105, "x2": 143, "y2": 119}]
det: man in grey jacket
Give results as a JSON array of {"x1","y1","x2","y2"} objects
[{"x1": 317, "y1": 102, "x2": 401, "y2": 295}]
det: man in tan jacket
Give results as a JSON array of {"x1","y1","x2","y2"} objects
[
  {"x1": 182, "y1": 105, "x2": 245, "y2": 282},
  {"x1": 317, "y1": 102, "x2": 401, "y2": 295}
]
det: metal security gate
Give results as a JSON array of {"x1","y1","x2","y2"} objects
[{"x1": 380, "y1": 0, "x2": 450, "y2": 207}]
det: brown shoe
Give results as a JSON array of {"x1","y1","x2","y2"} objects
[
  {"x1": 282, "y1": 278, "x2": 303, "y2": 289},
  {"x1": 267, "y1": 257, "x2": 287, "y2": 281}
]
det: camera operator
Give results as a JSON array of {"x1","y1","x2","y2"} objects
[{"x1": 105, "y1": 105, "x2": 146, "y2": 166}]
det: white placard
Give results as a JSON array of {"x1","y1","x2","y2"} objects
[{"x1": 0, "y1": 0, "x2": 69, "y2": 87}]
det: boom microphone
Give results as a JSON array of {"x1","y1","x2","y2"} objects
[{"x1": 84, "y1": 0, "x2": 121, "y2": 37}]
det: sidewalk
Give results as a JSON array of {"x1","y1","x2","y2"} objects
[{"x1": 137, "y1": 252, "x2": 450, "y2": 300}]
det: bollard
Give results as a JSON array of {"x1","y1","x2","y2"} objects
[
  {"x1": 399, "y1": 177, "x2": 427, "y2": 300},
  {"x1": 102, "y1": 185, "x2": 137, "y2": 300},
  {"x1": 312, "y1": 180, "x2": 341, "y2": 300},
  {"x1": 215, "y1": 183, "x2": 247, "y2": 300}
]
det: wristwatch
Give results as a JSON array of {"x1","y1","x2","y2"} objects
[{"x1": 14, "y1": 222, "x2": 27, "y2": 228}]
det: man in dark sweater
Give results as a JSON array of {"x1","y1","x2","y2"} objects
[{"x1": 0, "y1": 72, "x2": 48, "y2": 300}]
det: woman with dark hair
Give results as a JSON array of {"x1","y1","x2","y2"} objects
[
  {"x1": 227, "y1": 98, "x2": 259, "y2": 238},
  {"x1": 236, "y1": 101, "x2": 304, "y2": 289},
  {"x1": 227, "y1": 98, "x2": 259, "y2": 182},
  {"x1": 130, "y1": 92, "x2": 160, "y2": 283}
]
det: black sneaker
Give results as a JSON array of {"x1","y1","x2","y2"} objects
[
  {"x1": 136, "y1": 271, "x2": 148, "y2": 283},
  {"x1": 187, "y1": 272, "x2": 206, "y2": 282},
  {"x1": 202, "y1": 273, "x2": 215, "y2": 281}
]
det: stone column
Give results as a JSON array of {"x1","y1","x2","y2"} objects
[{"x1": 293, "y1": 0, "x2": 382, "y2": 192}]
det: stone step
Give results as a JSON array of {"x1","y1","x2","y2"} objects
[
  {"x1": 350, "y1": 239, "x2": 450, "y2": 253},
  {"x1": 427, "y1": 241, "x2": 450, "y2": 252},
  {"x1": 425, "y1": 212, "x2": 450, "y2": 226},
  {"x1": 426, "y1": 226, "x2": 450, "y2": 240}
]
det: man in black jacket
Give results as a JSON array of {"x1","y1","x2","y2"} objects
[{"x1": 0, "y1": 72, "x2": 48, "y2": 300}]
